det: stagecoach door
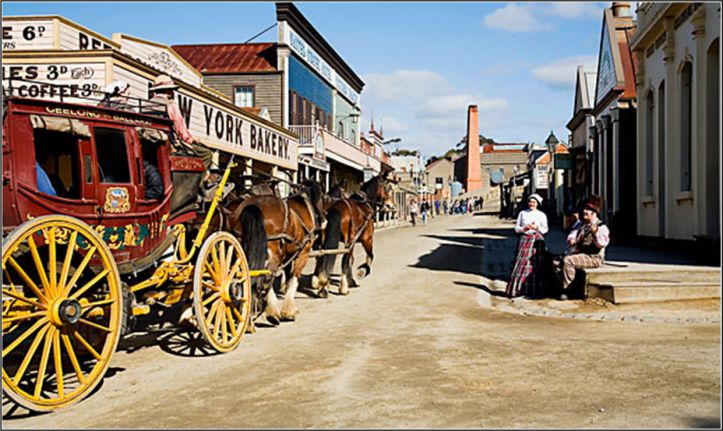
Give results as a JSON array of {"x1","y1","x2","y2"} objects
[{"x1": 90, "y1": 125, "x2": 139, "y2": 216}]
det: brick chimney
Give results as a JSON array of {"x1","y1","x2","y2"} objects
[
  {"x1": 611, "y1": 1, "x2": 631, "y2": 17},
  {"x1": 465, "y1": 105, "x2": 483, "y2": 193}
]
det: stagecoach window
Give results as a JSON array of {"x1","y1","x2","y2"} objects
[
  {"x1": 33, "y1": 129, "x2": 81, "y2": 199},
  {"x1": 93, "y1": 127, "x2": 131, "y2": 183}
]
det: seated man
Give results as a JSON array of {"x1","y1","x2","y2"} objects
[
  {"x1": 558, "y1": 195, "x2": 610, "y2": 299},
  {"x1": 36, "y1": 161, "x2": 57, "y2": 196},
  {"x1": 143, "y1": 160, "x2": 164, "y2": 200}
]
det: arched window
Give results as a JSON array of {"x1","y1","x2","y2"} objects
[
  {"x1": 679, "y1": 61, "x2": 693, "y2": 191},
  {"x1": 645, "y1": 91, "x2": 654, "y2": 196}
]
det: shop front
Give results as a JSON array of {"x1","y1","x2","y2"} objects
[
  {"x1": 589, "y1": 4, "x2": 637, "y2": 242},
  {"x1": 2, "y1": 15, "x2": 299, "y2": 193}
]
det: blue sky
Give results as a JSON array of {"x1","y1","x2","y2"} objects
[{"x1": 4, "y1": 1, "x2": 612, "y2": 159}]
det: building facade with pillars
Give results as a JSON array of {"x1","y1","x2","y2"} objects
[
  {"x1": 173, "y1": 2, "x2": 375, "y2": 191},
  {"x1": 589, "y1": 2, "x2": 638, "y2": 243},
  {"x1": 565, "y1": 65, "x2": 597, "y2": 210},
  {"x1": 630, "y1": 2, "x2": 720, "y2": 249}
]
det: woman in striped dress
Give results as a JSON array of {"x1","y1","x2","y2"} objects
[{"x1": 506, "y1": 194, "x2": 549, "y2": 298}]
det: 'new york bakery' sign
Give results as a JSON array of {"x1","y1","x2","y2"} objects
[{"x1": 175, "y1": 90, "x2": 297, "y2": 170}]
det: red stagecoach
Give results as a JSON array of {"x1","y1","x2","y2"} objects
[{"x1": 2, "y1": 80, "x2": 267, "y2": 412}]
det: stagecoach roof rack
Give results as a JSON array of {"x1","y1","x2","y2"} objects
[{"x1": 2, "y1": 77, "x2": 168, "y2": 119}]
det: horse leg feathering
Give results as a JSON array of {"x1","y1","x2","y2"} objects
[{"x1": 280, "y1": 276, "x2": 299, "y2": 321}]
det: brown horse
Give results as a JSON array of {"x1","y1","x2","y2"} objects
[
  {"x1": 227, "y1": 178, "x2": 326, "y2": 324},
  {"x1": 312, "y1": 173, "x2": 395, "y2": 297}
]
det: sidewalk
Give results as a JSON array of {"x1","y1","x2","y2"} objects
[{"x1": 476, "y1": 215, "x2": 721, "y2": 325}]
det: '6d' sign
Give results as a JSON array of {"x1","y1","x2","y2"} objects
[
  {"x1": 2, "y1": 20, "x2": 54, "y2": 50},
  {"x1": 3, "y1": 17, "x2": 115, "y2": 51}
]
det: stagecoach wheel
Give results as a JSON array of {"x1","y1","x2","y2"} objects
[
  {"x1": 2, "y1": 215, "x2": 122, "y2": 412},
  {"x1": 192, "y1": 232, "x2": 251, "y2": 353}
]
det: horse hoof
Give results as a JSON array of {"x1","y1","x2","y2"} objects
[
  {"x1": 266, "y1": 314, "x2": 280, "y2": 326},
  {"x1": 317, "y1": 288, "x2": 328, "y2": 299},
  {"x1": 280, "y1": 312, "x2": 297, "y2": 322},
  {"x1": 356, "y1": 265, "x2": 370, "y2": 279}
]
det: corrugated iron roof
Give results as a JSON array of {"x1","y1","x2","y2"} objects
[{"x1": 171, "y1": 43, "x2": 278, "y2": 74}]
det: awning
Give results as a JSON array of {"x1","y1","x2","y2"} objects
[{"x1": 30, "y1": 114, "x2": 90, "y2": 137}]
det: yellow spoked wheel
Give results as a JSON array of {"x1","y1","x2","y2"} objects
[
  {"x1": 192, "y1": 232, "x2": 251, "y2": 353},
  {"x1": 2, "y1": 215, "x2": 122, "y2": 412}
]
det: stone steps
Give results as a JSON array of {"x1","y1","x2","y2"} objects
[
  {"x1": 587, "y1": 280, "x2": 721, "y2": 304},
  {"x1": 585, "y1": 266, "x2": 720, "y2": 284}
]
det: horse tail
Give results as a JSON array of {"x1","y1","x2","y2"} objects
[
  {"x1": 317, "y1": 208, "x2": 341, "y2": 281},
  {"x1": 240, "y1": 205, "x2": 267, "y2": 271}
]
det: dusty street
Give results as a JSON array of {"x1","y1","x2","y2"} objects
[{"x1": 3, "y1": 214, "x2": 721, "y2": 429}]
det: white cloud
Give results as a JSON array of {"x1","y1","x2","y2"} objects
[
  {"x1": 416, "y1": 94, "x2": 508, "y2": 118},
  {"x1": 361, "y1": 70, "x2": 450, "y2": 103},
  {"x1": 531, "y1": 55, "x2": 597, "y2": 90},
  {"x1": 482, "y1": 3, "x2": 554, "y2": 33},
  {"x1": 543, "y1": 3, "x2": 605, "y2": 20},
  {"x1": 359, "y1": 69, "x2": 511, "y2": 157},
  {"x1": 482, "y1": 3, "x2": 605, "y2": 33}
]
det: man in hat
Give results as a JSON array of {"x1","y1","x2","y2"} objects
[
  {"x1": 147, "y1": 74, "x2": 212, "y2": 170},
  {"x1": 558, "y1": 195, "x2": 610, "y2": 299}
]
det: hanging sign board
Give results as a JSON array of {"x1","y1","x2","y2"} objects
[{"x1": 535, "y1": 164, "x2": 549, "y2": 189}]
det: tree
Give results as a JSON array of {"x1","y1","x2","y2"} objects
[
  {"x1": 391, "y1": 149, "x2": 418, "y2": 156},
  {"x1": 443, "y1": 149, "x2": 460, "y2": 159}
]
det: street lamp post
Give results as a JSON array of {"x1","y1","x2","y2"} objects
[{"x1": 545, "y1": 130, "x2": 559, "y2": 221}]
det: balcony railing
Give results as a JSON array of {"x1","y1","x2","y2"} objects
[
  {"x1": 634, "y1": 2, "x2": 669, "y2": 37},
  {"x1": 288, "y1": 125, "x2": 318, "y2": 147},
  {"x1": 289, "y1": 124, "x2": 391, "y2": 165}
]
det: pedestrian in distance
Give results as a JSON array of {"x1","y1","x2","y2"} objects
[
  {"x1": 555, "y1": 195, "x2": 610, "y2": 300},
  {"x1": 409, "y1": 198, "x2": 418, "y2": 226},
  {"x1": 421, "y1": 201, "x2": 428, "y2": 225},
  {"x1": 506, "y1": 193, "x2": 550, "y2": 298}
]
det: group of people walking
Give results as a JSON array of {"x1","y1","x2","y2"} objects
[
  {"x1": 506, "y1": 193, "x2": 610, "y2": 300},
  {"x1": 408, "y1": 196, "x2": 484, "y2": 226}
]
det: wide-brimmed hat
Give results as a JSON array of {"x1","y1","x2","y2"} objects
[
  {"x1": 528, "y1": 193, "x2": 543, "y2": 205},
  {"x1": 149, "y1": 74, "x2": 179, "y2": 92},
  {"x1": 584, "y1": 195, "x2": 603, "y2": 214}
]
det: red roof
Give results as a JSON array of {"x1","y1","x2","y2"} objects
[{"x1": 172, "y1": 43, "x2": 277, "y2": 74}]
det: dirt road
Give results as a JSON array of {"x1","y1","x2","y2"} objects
[{"x1": 3, "y1": 214, "x2": 720, "y2": 428}]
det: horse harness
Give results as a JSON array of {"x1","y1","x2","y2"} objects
[
  {"x1": 339, "y1": 192, "x2": 377, "y2": 251},
  {"x1": 264, "y1": 192, "x2": 319, "y2": 270}
]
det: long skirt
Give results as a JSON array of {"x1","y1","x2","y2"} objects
[{"x1": 506, "y1": 232, "x2": 549, "y2": 298}]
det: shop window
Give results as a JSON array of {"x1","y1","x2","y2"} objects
[
  {"x1": 289, "y1": 91, "x2": 297, "y2": 125},
  {"x1": 645, "y1": 91, "x2": 654, "y2": 196},
  {"x1": 680, "y1": 62, "x2": 692, "y2": 191},
  {"x1": 33, "y1": 129, "x2": 81, "y2": 199},
  {"x1": 294, "y1": 93, "x2": 302, "y2": 125},
  {"x1": 94, "y1": 127, "x2": 130, "y2": 183},
  {"x1": 234, "y1": 86, "x2": 255, "y2": 108}
]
